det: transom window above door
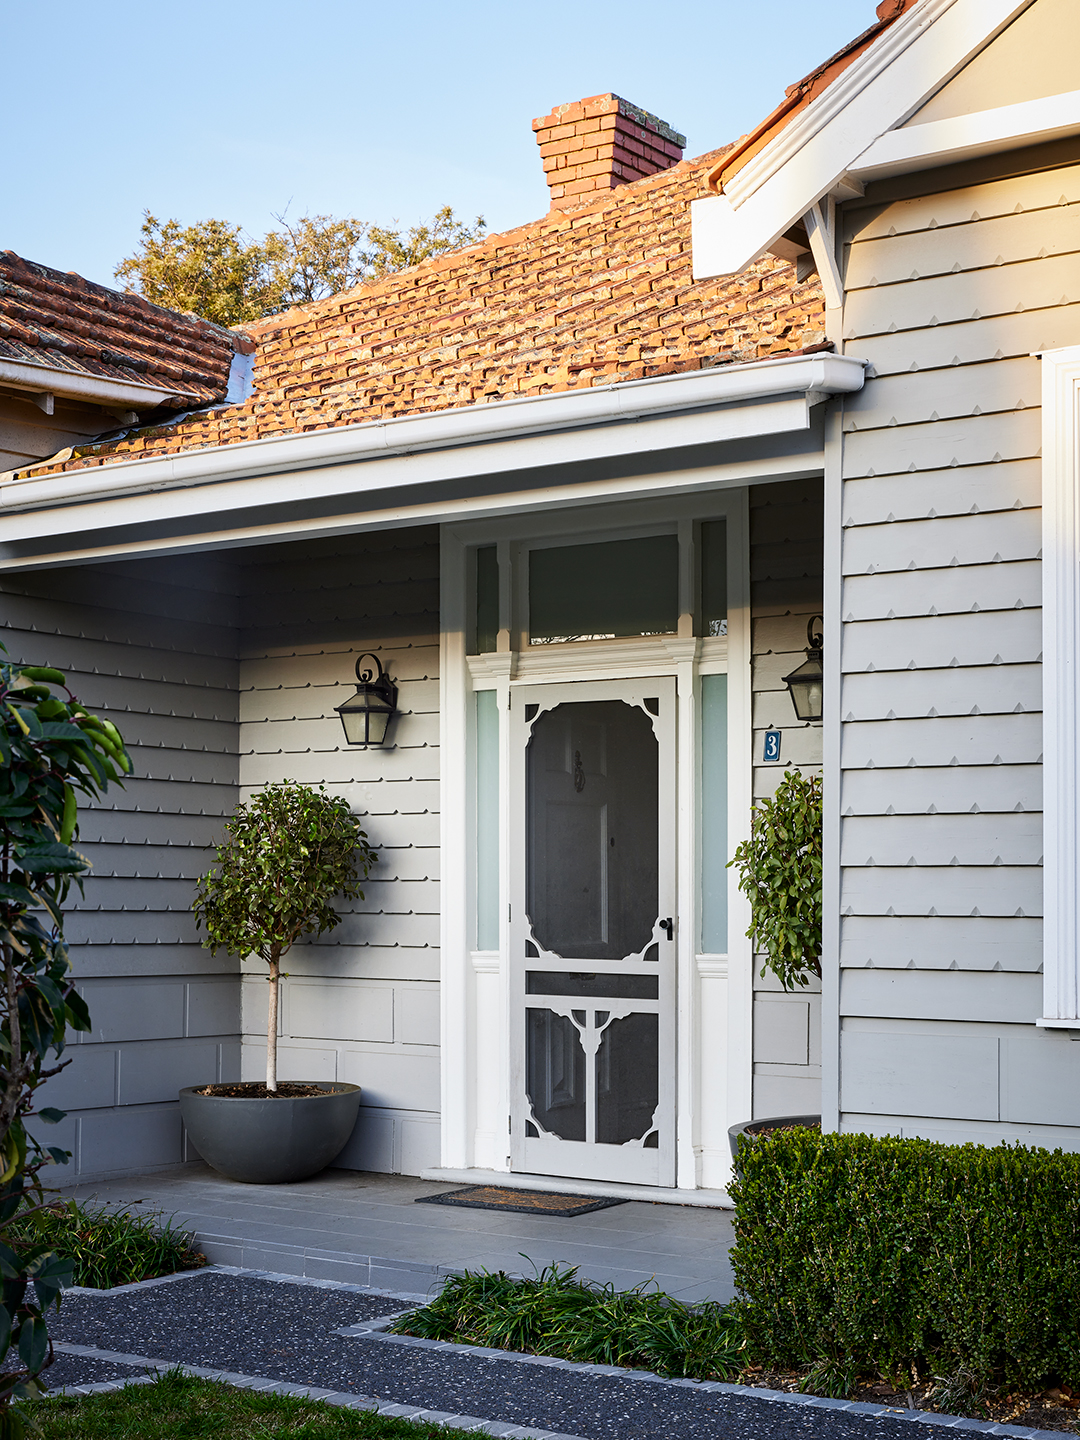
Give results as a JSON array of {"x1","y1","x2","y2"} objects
[{"x1": 470, "y1": 520, "x2": 727, "y2": 653}]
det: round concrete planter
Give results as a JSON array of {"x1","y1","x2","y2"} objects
[
  {"x1": 727, "y1": 1113, "x2": 821, "y2": 1166},
  {"x1": 179, "y1": 1082, "x2": 362, "y2": 1184}
]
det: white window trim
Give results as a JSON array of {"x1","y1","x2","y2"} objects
[{"x1": 1040, "y1": 345, "x2": 1080, "y2": 1027}]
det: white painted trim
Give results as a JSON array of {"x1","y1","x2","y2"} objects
[
  {"x1": 804, "y1": 199, "x2": 843, "y2": 313},
  {"x1": 0, "y1": 356, "x2": 182, "y2": 409},
  {"x1": 1040, "y1": 346, "x2": 1080, "y2": 1026},
  {"x1": 851, "y1": 88, "x2": 1080, "y2": 181},
  {"x1": 1, "y1": 353, "x2": 864, "y2": 516},
  {"x1": 725, "y1": 489, "x2": 754, "y2": 1148},
  {"x1": 723, "y1": 0, "x2": 963, "y2": 209},
  {"x1": 1, "y1": 444, "x2": 826, "y2": 572},
  {"x1": 821, "y1": 404, "x2": 844, "y2": 1131},
  {"x1": 440, "y1": 529, "x2": 470, "y2": 1167},
  {"x1": 691, "y1": 0, "x2": 1035, "y2": 279}
]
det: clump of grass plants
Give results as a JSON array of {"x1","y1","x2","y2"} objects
[
  {"x1": 34, "y1": 1368, "x2": 488, "y2": 1439},
  {"x1": 9, "y1": 1201, "x2": 204, "y2": 1290},
  {"x1": 390, "y1": 1263, "x2": 742, "y2": 1380}
]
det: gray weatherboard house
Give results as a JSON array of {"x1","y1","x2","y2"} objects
[{"x1": 2, "y1": 0, "x2": 1079, "y2": 1199}]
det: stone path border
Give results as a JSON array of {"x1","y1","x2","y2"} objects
[
  {"x1": 51, "y1": 1343, "x2": 585, "y2": 1439},
  {"x1": 56, "y1": 1265, "x2": 1058, "y2": 1440}
]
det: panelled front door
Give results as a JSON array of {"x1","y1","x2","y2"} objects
[{"x1": 509, "y1": 678, "x2": 677, "y2": 1186}]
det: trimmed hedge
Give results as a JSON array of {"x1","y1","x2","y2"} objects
[{"x1": 729, "y1": 1129, "x2": 1080, "y2": 1387}]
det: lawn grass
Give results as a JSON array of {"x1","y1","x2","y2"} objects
[
  {"x1": 9, "y1": 1201, "x2": 202, "y2": 1289},
  {"x1": 33, "y1": 1370, "x2": 483, "y2": 1438},
  {"x1": 391, "y1": 1263, "x2": 742, "y2": 1380}
]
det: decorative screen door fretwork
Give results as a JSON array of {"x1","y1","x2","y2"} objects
[{"x1": 509, "y1": 678, "x2": 676, "y2": 1185}]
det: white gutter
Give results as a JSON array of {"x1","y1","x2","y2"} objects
[
  {"x1": 0, "y1": 356, "x2": 182, "y2": 410},
  {"x1": 0, "y1": 353, "x2": 866, "y2": 514}
]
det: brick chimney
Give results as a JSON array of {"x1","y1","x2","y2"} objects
[{"x1": 533, "y1": 94, "x2": 686, "y2": 210}]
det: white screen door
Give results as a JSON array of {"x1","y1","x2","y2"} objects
[{"x1": 509, "y1": 677, "x2": 676, "y2": 1186}]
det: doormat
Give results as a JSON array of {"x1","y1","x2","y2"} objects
[{"x1": 415, "y1": 1185, "x2": 628, "y2": 1217}]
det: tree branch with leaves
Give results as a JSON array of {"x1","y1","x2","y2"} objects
[
  {"x1": 728, "y1": 768, "x2": 822, "y2": 991},
  {"x1": 0, "y1": 646, "x2": 131, "y2": 1432}
]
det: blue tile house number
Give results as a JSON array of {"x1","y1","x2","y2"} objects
[{"x1": 762, "y1": 729, "x2": 782, "y2": 762}]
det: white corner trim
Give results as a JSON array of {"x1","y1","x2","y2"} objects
[
  {"x1": 691, "y1": 0, "x2": 1035, "y2": 280},
  {"x1": 1041, "y1": 345, "x2": 1080, "y2": 1025},
  {"x1": 852, "y1": 88, "x2": 1080, "y2": 180},
  {"x1": 0, "y1": 356, "x2": 181, "y2": 410}
]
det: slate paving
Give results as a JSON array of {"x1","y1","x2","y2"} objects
[
  {"x1": 42, "y1": 1269, "x2": 1048, "y2": 1440},
  {"x1": 60, "y1": 1165, "x2": 736, "y2": 1302}
]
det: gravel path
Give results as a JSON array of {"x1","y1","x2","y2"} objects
[{"x1": 45, "y1": 1271, "x2": 985, "y2": 1440}]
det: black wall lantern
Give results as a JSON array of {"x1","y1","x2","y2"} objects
[
  {"x1": 335, "y1": 653, "x2": 398, "y2": 747},
  {"x1": 782, "y1": 616, "x2": 824, "y2": 723}
]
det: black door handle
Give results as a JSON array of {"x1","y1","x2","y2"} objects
[{"x1": 660, "y1": 918, "x2": 674, "y2": 941}]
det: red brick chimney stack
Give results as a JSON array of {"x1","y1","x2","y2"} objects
[{"x1": 533, "y1": 94, "x2": 687, "y2": 211}]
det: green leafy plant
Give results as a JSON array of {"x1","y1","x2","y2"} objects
[
  {"x1": 8, "y1": 1201, "x2": 202, "y2": 1291},
  {"x1": 729, "y1": 1127, "x2": 1080, "y2": 1395},
  {"x1": 393, "y1": 1263, "x2": 743, "y2": 1381},
  {"x1": 0, "y1": 645, "x2": 131, "y2": 1432},
  {"x1": 728, "y1": 768, "x2": 821, "y2": 989},
  {"x1": 192, "y1": 783, "x2": 377, "y2": 1091}
]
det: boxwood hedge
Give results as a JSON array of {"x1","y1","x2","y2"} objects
[{"x1": 729, "y1": 1129, "x2": 1080, "y2": 1387}]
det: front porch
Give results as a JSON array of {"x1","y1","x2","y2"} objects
[{"x1": 60, "y1": 1165, "x2": 737, "y2": 1304}]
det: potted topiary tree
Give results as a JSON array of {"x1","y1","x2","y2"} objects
[
  {"x1": 726, "y1": 767, "x2": 822, "y2": 1161},
  {"x1": 181, "y1": 782, "x2": 377, "y2": 1184}
]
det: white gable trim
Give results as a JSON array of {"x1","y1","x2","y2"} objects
[
  {"x1": 692, "y1": 0, "x2": 1036, "y2": 280},
  {"x1": 854, "y1": 87, "x2": 1080, "y2": 180},
  {"x1": 1040, "y1": 345, "x2": 1080, "y2": 1029}
]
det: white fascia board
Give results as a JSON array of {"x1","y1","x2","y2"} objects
[
  {"x1": 0, "y1": 357, "x2": 179, "y2": 410},
  {"x1": 851, "y1": 88, "x2": 1080, "y2": 180},
  {"x1": 691, "y1": 0, "x2": 1035, "y2": 280},
  {"x1": 0, "y1": 353, "x2": 865, "y2": 517},
  {"x1": 0, "y1": 436, "x2": 825, "y2": 572}
]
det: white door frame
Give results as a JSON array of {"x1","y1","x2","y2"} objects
[{"x1": 439, "y1": 484, "x2": 753, "y2": 1192}]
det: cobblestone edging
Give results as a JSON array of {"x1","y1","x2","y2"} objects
[{"x1": 60, "y1": 1266, "x2": 1057, "y2": 1440}]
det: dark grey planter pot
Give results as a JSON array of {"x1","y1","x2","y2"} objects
[
  {"x1": 728, "y1": 1113, "x2": 821, "y2": 1165},
  {"x1": 179, "y1": 1082, "x2": 362, "y2": 1184}
]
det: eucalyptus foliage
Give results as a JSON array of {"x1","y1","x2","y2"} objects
[
  {"x1": 193, "y1": 784, "x2": 377, "y2": 1090},
  {"x1": 0, "y1": 646, "x2": 131, "y2": 1431},
  {"x1": 728, "y1": 767, "x2": 821, "y2": 990}
]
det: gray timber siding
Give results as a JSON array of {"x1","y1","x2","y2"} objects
[
  {"x1": 836, "y1": 144, "x2": 1080, "y2": 1145},
  {"x1": 234, "y1": 530, "x2": 441, "y2": 1174},
  {"x1": 749, "y1": 478, "x2": 823, "y2": 1118},
  {"x1": 0, "y1": 559, "x2": 243, "y2": 1181},
  {"x1": 1, "y1": 526, "x2": 441, "y2": 1181}
]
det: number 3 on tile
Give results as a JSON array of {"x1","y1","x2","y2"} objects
[{"x1": 762, "y1": 729, "x2": 782, "y2": 762}]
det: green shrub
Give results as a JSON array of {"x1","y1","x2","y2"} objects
[
  {"x1": 8, "y1": 1202, "x2": 202, "y2": 1290},
  {"x1": 729, "y1": 1128, "x2": 1080, "y2": 1389},
  {"x1": 392, "y1": 1264, "x2": 742, "y2": 1380}
]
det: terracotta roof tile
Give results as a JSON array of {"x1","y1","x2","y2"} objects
[
  {"x1": 0, "y1": 252, "x2": 242, "y2": 406},
  {"x1": 14, "y1": 147, "x2": 826, "y2": 481}
]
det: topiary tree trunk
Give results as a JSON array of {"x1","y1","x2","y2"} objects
[{"x1": 193, "y1": 783, "x2": 377, "y2": 1092}]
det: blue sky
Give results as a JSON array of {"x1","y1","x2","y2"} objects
[{"x1": 6, "y1": 0, "x2": 876, "y2": 289}]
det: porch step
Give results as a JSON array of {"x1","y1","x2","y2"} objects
[{"x1": 419, "y1": 1168, "x2": 732, "y2": 1210}]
